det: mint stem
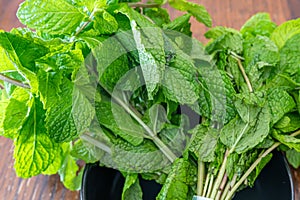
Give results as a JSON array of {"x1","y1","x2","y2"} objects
[
  {"x1": 220, "y1": 174, "x2": 237, "y2": 200},
  {"x1": 197, "y1": 160, "x2": 205, "y2": 196},
  {"x1": 80, "y1": 133, "x2": 112, "y2": 154},
  {"x1": 0, "y1": 73, "x2": 30, "y2": 89},
  {"x1": 231, "y1": 56, "x2": 253, "y2": 93},
  {"x1": 113, "y1": 94, "x2": 177, "y2": 162},
  {"x1": 202, "y1": 171, "x2": 210, "y2": 196},
  {"x1": 74, "y1": 8, "x2": 97, "y2": 36},
  {"x1": 100, "y1": 84, "x2": 177, "y2": 162},
  {"x1": 224, "y1": 129, "x2": 300, "y2": 200},
  {"x1": 215, "y1": 173, "x2": 228, "y2": 200},
  {"x1": 210, "y1": 149, "x2": 229, "y2": 199},
  {"x1": 206, "y1": 173, "x2": 215, "y2": 197}
]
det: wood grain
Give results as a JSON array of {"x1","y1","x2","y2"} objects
[
  {"x1": 0, "y1": 0, "x2": 300, "y2": 199},
  {"x1": 0, "y1": 0, "x2": 24, "y2": 31},
  {"x1": 0, "y1": 137, "x2": 80, "y2": 200}
]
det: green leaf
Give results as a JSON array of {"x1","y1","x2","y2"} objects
[
  {"x1": 168, "y1": 0, "x2": 212, "y2": 27},
  {"x1": 95, "y1": 101, "x2": 144, "y2": 146},
  {"x1": 144, "y1": 104, "x2": 168, "y2": 134},
  {"x1": 70, "y1": 139, "x2": 106, "y2": 163},
  {"x1": 278, "y1": 33, "x2": 300, "y2": 75},
  {"x1": 0, "y1": 47, "x2": 15, "y2": 72},
  {"x1": 94, "y1": 10, "x2": 118, "y2": 35},
  {"x1": 243, "y1": 36, "x2": 280, "y2": 90},
  {"x1": 156, "y1": 158, "x2": 196, "y2": 200},
  {"x1": 275, "y1": 113, "x2": 300, "y2": 133},
  {"x1": 17, "y1": 0, "x2": 88, "y2": 35},
  {"x1": 158, "y1": 39, "x2": 200, "y2": 105},
  {"x1": 0, "y1": 99, "x2": 9, "y2": 135},
  {"x1": 1, "y1": 71, "x2": 25, "y2": 98},
  {"x1": 37, "y1": 48, "x2": 84, "y2": 75},
  {"x1": 220, "y1": 103, "x2": 271, "y2": 154},
  {"x1": 117, "y1": 4, "x2": 155, "y2": 27},
  {"x1": 225, "y1": 152, "x2": 239, "y2": 180},
  {"x1": 14, "y1": 97, "x2": 60, "y2": 178},
  {"x1": 58, "y1": 152, "x2": 84, "y2": 191},
  {"x1": 42, "y1": 144, "x2": 65, "y2": 175},
  {"x1": 46, "y1": 79, "x2": 95, "y2": 142},
  {"x1": 122, "y1": 174, "x2": 143, "y2": 200},
  {"x1": 37, "y1": 70, "x2": 63, "y2": 109},
  {"x1": 2, "y1": 88, "x2": 30, "y2": 139},
  {"x1": 272, "y1": 130, "x2": 300, "y2": 152},
  {"x1": 271, "y1": 18, "x2": 300, "y2": 49},
  {"x1": 0, "y1": 32, "x2": 49, "y2": 71},
  {"x1": 198, "y1": 68, "x2": 236, "y2": 124},
  {"x1": 205, "y1": 26, "x2": 239, "y2": 40},
  {"x1": 163, "y1": 14, "x2": 191, "y2": 36},
  {"x1": 240, "y1": 13, "x2": 276, "y2": 38},
  {"x1": 286, "y1": 149, "x2": 300, "y2": 168},
  {"x1": 234, "y1": 92, "x2": 266, "y2": 123},
  {"x1": 73, "y1": 0, "x2": 98, "y2": 12},
  {"x1": 115, "y1": 68, "x2": 141, "y2": 92},
  {"x1": 99, "y1": 53, "x2": 129, "y2": 91},
  {"x1": 188, "y1": 124, "x2": 219, "y2": 162},
  {"x1": 226, "y1": 150, "x2": 260, "y2": 181},
  {"x1": 144, "y1": 8, "x2": 170, "y2": 27},
  {"x1": 101, "y1": 139, "x2": 171, "y2": 173},
  {"x1": 268, "y1": 88, "x2": 295, "y2": 124},
  {"x1": 274, "y1": 116, "x2": 291, "y2": 129},
  {"x1": 162, "y1": 67, "x2": 199, "y2": 105},
  {"x1": 79, "y1": 35, "x2": 105, "y2": 49},
  {"x1": 89, "y1": 33, "x2": 132, "y2": 93},
  {"x1": 206, "y1": 32, "x2": 243, "y2": 55},
  {"x1": 0, "y1": 32, "x2": 49, "y2": 92},
  {"x1": 159, "y1": 125, "x2": 187, "y2": 157},
  {"x1": 130, "y1": 19, "x2": 166, "y2": 99}
]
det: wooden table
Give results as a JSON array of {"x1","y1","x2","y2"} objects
[{"x1": 0, "y1": 0, "x2": 300, "y2": 199}]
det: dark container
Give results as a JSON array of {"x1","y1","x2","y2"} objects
[{"x1": 80, "y1": 151, "x2": 294, "y2": 200}]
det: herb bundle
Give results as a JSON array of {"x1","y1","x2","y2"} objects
[{"x1": 0, "y1": 0, "x2": 300, "y2": 200}]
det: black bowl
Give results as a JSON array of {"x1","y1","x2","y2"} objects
[{"x1": 80, "y1": 151, "x2": 294, "y2": 200}]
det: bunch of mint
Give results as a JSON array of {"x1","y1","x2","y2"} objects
[{"x1": 0, "y1": 0, "x2": 300, "y2": 200}]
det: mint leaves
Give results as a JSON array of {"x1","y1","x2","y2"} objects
[
  {"x1": 17, "y1": 0, "x2": 88, "y2": 35},
  {"x1": 0, "y1": 0, "x2": 300, "y2": 199}
]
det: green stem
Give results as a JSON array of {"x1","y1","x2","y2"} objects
[
  {"x1": 74, "y1": 8, "x2": 97, "y2": 36},
  {"x1": 220, "y1": 174, "x2": 237, "y2": 200},
  {"x1": 80, "y1": 133, "x2": 112, "y2": 154},
  {"x1": 114, "y1": 95, "x2": 177, "y2": 162},
  {"x1": 231, "y1": 55, "x2": 253, "y2": 93},
  {"x1": 210, "y1": 149, "x2": 229, "y2": 199},
  {"x1": 0, "y1": 73, "x2": 30, "y2": 89},
  {"x1": 229, "y1": 123, "x2": 249, "y2": 154},
  {"x1": 0, "y1": 83, "x2": 4, "y2": 89},
  {"x1": 100, "y1": 84, "x2": 177, "y2": 162},
  {"x1": 206, "y1": 174, "x2": 215, "y2": 197},
  {"x1": 202, "y1": 171, "x2": 210, "y2": 196},
  {"x1": 215, "y1": 174, "x2": 228, "y2": 200},
  {"x1": 224, "y1": 129, "x2": 300, "y2": 200},
  {"x1": 220, "y1": 181, "x2": 231, "y2": 200},
  {"x1": 197, "y1": 160, "x2": 205, "y2": 196}
]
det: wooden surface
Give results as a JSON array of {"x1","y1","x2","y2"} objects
[{"x1": 0, "y1": 0, "x2": 300, "y2": 199}]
